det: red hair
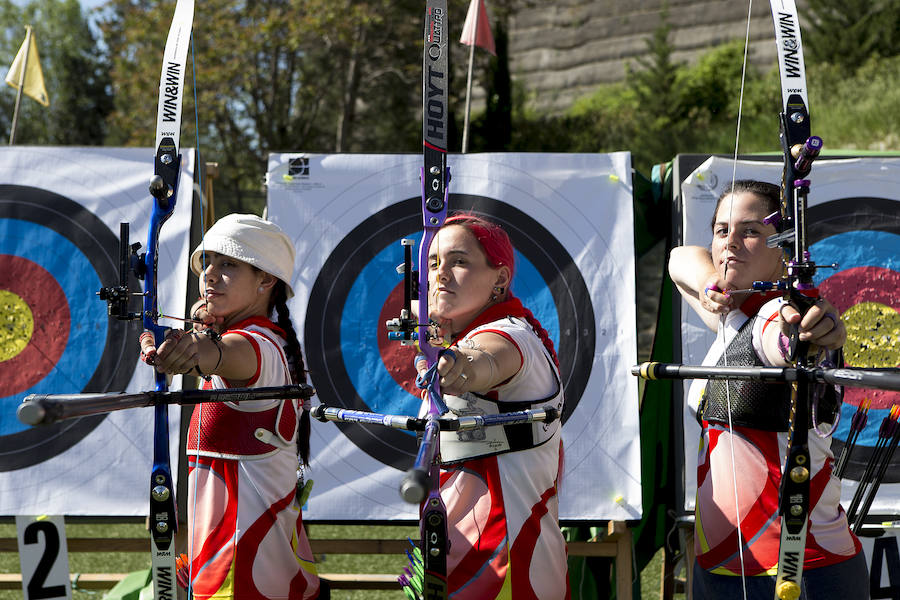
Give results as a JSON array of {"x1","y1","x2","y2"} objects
[
  {"x1": 444, "y1": 213, "x2": 515, "y2": 278},
  {"x1": 442, "y1": 213, "x2": 559, "y2": 367}
]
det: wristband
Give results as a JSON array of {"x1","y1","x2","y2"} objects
[{"x1": 139, "y1": 331, "x2": 157, "y2": 365}]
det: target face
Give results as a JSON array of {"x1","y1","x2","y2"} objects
[
  {"x1": 304, "y1": 194, "x2": 596, "y2": 470},
  {"x1": 809, "y1": 198, "x2": 900, "y2": 482},
  {"x1": 0, "y1": 185, "x2": 139, "y2": 471}
]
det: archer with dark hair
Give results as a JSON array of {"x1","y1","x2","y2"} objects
[
  {"x1": 141, "y1": 213, "x2": 322, "y2": 599},
  {"x1": 669, "y1": 181, "x2": 867, "y2": 598}
]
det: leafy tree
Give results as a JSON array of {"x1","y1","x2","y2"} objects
[
  {"x1": 481, "y1": 19, "x2": 511, "y2": 151},
  {"x1": 808, "y1": 54, "x2": 900, "y2": 151},
  {"x1": 804, "y1": 0, "x2": 900, "y2": 73},
  {"x1": 621, "y1": 13, "x2": 690, "y2": 166},
  {"x1": 101, "y1": 0, "x2": 457, "y2": 214},
  {"x1": 462, "y1": 0, "x2": 514, "y2": 153},
  {"x1": 0, "y1": 0, "x2": 111, "y2": 145}
]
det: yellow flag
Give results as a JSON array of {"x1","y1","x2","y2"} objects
[{"x1": 5, "y1": 26, "x2": 49, "y2": 107}]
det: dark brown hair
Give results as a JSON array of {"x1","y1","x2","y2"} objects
[
  {"x1": 268, "y1": 281, "x2": 311, "y2": 466},
  {"x1": 710, "y1": 180, "x2": 781, "y2": 233}
]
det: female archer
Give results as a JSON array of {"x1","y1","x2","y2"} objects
[
  {"x1": 141, "y1": 213, "x2": 323, "y2": 599},
  {"x1": 669, "y1": 180, "x2": 867, "y2": 598},
  {"x1": 414, "y1": 213, "x2": 570, "y2": 599}
]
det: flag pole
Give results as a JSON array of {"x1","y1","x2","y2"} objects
[
  {"x1": 461, "y1": 12, "x2": 477, "y2": 153},
  {"x1": 8, "y1": 25, "x2": 32, "y2": 146}
]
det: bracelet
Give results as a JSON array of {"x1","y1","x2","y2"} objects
[
  {"x1": 478, "y1": 349, "x2": 498, "y2": 384},
  {"x1": 194, "y1": 329, "x2": 223, "y2": 381},
  {"x1": 205, "y1": 328, "x2": 223, "y2": 371}
]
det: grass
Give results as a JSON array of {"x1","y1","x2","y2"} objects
[{"x1": 0, "y1": 521, "x2": 686, "y2": 599}]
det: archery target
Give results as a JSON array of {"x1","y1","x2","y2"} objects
[
  {"x1": 304, "y1": 194, "x2": 595, "y2": 471},
  {"x1": 809, "y1": 197, "x2": 900, "y2": 482},
  {"x1": 0, "y1": 185, "x2": 139, "y2": 471}
]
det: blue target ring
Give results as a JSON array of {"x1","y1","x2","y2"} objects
[{"x1": 812, "y1": 230, "x2": 900, "y2": 286}]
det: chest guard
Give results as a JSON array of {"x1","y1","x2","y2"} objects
[
  {"x1": 700, "y1": 315, "x2": 840, "y2": 432},
  {"x1": 438, "y1": 354, "x2": 563, "y2": 464},
  {"x1": 186, "y1": 324, "x2": 300, "y2": 459},
  {"x1": 187, "y1": 398, "x2": 298, "y2": 460}
]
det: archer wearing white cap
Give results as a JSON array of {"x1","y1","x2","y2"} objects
[{"x1": 141, "y1": 213, "x2": 323, "y2": 599}]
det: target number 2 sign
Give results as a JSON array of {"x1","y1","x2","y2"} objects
[{"x1": 15, "y1": 515, "x2": 71, "y2": 600}]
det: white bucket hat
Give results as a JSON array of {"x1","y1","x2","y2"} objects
[{"x1": 190, "y1": 213, "x2": 296, "y2": 299}]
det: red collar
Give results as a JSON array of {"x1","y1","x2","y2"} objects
[
  {"x1": 452, "y1": 297, "x2": 529, "y2": 342},
  {"x1": 738, "y1": 290, "x2": 783, "y2": 317},
  {"x1": 226, "y1": 315, "x2": 285, "y2": 338}
]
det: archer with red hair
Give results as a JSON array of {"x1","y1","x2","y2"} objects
[{"x1": 415, "y1": 212, "x2": 569, "y2": 599}]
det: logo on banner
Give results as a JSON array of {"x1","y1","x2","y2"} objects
[
  {"x1": 304, "y1": 194, "x2": 595, "y2": 470},
  {"x1": 288, "y1": 156, "x2": 310, "y2": 178},
  {"x1": 810, "y1": 197, "x2": 900, "y2": 482},
  {"x1": 0, "y1": 185, "x2": 139, "y2": 471}
]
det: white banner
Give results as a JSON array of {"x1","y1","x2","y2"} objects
[
  {"x1": 0, "y1": 147, "x2": 192, "y2": 515},
  {"x1": 677, "y1": 156, "x2": 900, "y2": 516},
  {"x1": 267, "y1": 152, "x2": 641, "y2": 521}
]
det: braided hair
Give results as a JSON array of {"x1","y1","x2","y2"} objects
[
  {"x1": 443, "y1": 213, "x2": 560, "y2": 367},
  {"x1": 269, "y1": 281, "x2": 311, "y2": 466}
]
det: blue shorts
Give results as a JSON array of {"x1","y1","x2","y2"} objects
[{"x1": 692, "y1": 551, "x2": 869, "y2": 600}]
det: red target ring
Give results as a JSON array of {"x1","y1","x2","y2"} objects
[
  {"x1": 819, "y1": 266, "x2": 900, "y2": 410},
  {"x1": 376, "y1": 281, "x2": 419, "y2": 397},
  {"x1": 0, "y1": 255, "x2": 70, "y2": 396}
]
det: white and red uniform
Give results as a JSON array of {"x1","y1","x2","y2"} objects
[
  {"x1": 435, "y1": 309, "x2": 570, "y2": 599},
  {"x1": 688, "y1": 296, "x2": 861, "y2": 576},
  {"x1": 185, "y1": 317, "x2": 320, "y2": 600}
]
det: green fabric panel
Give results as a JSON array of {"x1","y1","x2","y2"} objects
[
  {"x1": 101, "y1": 569, "x2": 152, "y2": 600},
  {"x1": 630, "y1": 162, "x2": 677, "y2": 599}
]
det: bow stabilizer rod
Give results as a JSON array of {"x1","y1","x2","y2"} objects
[
  {"x1": 632, "y1": 362, "x2": 900, "y2": 392},
  {"x1": 18, "y1": 385, "x2": 315, "y2": 426}
]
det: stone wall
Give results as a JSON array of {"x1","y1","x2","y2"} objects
[{"x1": 504, "y1": 0, "x2": 807, "y2": 113}]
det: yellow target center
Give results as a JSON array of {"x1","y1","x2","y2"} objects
[
  {"x1": 0, "y1": 290, "x2": 35, "y2": 362},
  {"x1": 843, "y1": 302, "x2": 900, "y2": 368}
]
